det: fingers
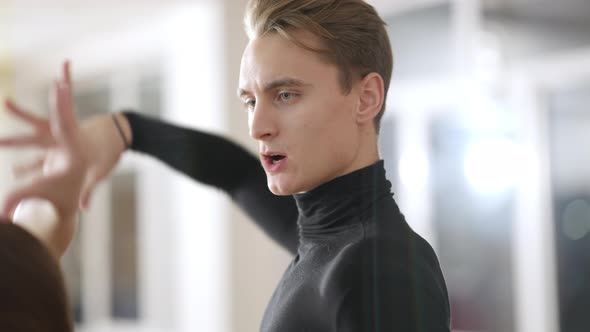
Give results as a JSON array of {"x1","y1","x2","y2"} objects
[
  {"x1": 4, "y1": 99, "x2": 48, "y2": 129},
  {"x1": 50, "y1": 63, "x2": 78, "y2": 145},
  {"x1": 12, "y1": 155, "x2": 46, "y2": 178},
  {"x1": 79, "y1": 170, "x2": 99, "y2": 211},
  {"x1": 0, "y1": 134, "x2": 44, "y2": 147},
  {"x1": 79, "y1": 185, "x2": 94, "y2": 211},
  {"x1": 59, "y1": 62, "x2": 77, "y2": 133},
  {"x1": 63, "y1": 60, "x2": 71, "y2": 86},
  {"x1": 50, "y1": 81, "x2": 76, "y2": 145}
]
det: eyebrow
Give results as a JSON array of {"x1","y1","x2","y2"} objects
[{"x1": 237, "y1": 78, "x2": 310, "y2": 98}]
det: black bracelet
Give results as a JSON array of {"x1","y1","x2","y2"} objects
[{"x1": 111, "y1": 114, "x2": 130, "y2": 149}]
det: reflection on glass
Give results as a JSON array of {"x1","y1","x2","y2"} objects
[
  {"x1": 483, "y1": 2, "x2": 590, "y2": 65},
  {"x1": 62, "y1": 217, "x2": 84, "y2": 323},
  {"x1": 110, "y1": 172, "x2": 139, "y2": 319},
  {"x1": 385, "y1": 4, "x2": 453, "y2": 80},
  {"x1": 549, "y1": 81, "x2": 590, "y2": 332},
  {"x1": 74, "y1": 85, "x2": 111, "y2": 120},
  {"x1": 139, "y1": 72, "x2": 163, "y2": 117},
  {"x1": 430, "y1": 114, "x2": 515, "y2": 332}
]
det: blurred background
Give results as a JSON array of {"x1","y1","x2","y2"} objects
[{"x1": 0, "y1": 0, "x2": 589, "y2": 331}]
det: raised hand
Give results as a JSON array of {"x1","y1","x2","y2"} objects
[
  {"x1": 1, "y1": 61, "x2": 87, "y2": 257},
  {"x1": 1, "y1": 69, "x2": 130, "y2": 212}
]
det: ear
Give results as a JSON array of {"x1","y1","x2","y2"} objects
[{"x1": 355, "y1": 72, "x2": 384, "y2": 125}]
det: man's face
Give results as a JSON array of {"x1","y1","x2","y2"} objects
[{"x1": 238, "y1": 31, "x2": 363, "y2": 195}]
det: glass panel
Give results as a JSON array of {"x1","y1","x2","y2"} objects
[
  {"x1": 62, "y1": 220, "x2": 84, "y2": 323},
  {"x1": 548, "y1": 80, "x2": 590, "y2": 332},
  {"x1": 430, "y1": 113, "x2": 515, "y2": 332},
  {"x1": 110, "y1": 172, "x2": 139, "y2": 319},
  {"x1": 139, "y1": 72, "x2": 163, "y2": 116},
  {"x1": 74, "y1": 86, "x2": 111, "y2": 119},
  {"x1": 385, "y1": 4, "x2": 453, "y2": 80},
  {"x1": 483, "y1": 1, "x2": 590, "y2": 65}
]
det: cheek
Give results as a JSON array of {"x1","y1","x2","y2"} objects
[
  {"x1": 324, "y1": 114, "x2": 359, "y2": 163},
  {"x1": 299, "y1": 122, "x2": 356, "y2": 165},
  {"x1": 288, "y1": 97, "x2": 358, "y2": 160}
]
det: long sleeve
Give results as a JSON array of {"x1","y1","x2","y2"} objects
[
  {"x1": 333, "y1": 236, "x2": 451, "y2": 332},
  {"x1": 122, "y1": 111, "x2": 299, "y2": 254}
]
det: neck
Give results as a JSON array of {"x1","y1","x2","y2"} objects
[
  {"x1": 343, "y1": 129, "x2": 380, "y2": 178},
  {"x1": 294, "y1": 160, "x2": 393, "y2": 243}
]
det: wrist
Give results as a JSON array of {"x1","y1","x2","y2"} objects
[{"x1": 112, "y1": 113, "x2": 132, "y2": 150}]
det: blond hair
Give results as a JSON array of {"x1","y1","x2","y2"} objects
[{"x1": 244, "y1": 0, "x2": 393, "y2": 132}]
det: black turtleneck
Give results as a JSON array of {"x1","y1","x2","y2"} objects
[
  {"x1": 262, "y1": 161, "x2": 450, "y2": 331},
  {"x1": 124, "y1": 112, "x2": 451, "y2": 331}
]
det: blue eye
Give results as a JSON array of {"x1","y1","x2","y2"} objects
[
  {"x1": 278, "y1": 92, "x2": 298, "y2": 103},
  {"x1": 244, "y1": 99, "x2": 256, "y2": 110}
]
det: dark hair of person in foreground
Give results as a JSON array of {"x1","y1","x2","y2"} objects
[{"x1": 0, "y1": 220, "x2": 73, "y2": 332}]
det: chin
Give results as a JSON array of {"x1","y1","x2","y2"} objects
[
  {"x1": 268, "y1": 184, "x2": 294, "y2": 196},
  {"x1": 267, "y1": 178, "x2": 300, "y2": 196}
]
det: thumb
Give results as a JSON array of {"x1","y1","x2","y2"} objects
[{"x1": 79, "y1": 177, "x2": 98, "y2": 211}]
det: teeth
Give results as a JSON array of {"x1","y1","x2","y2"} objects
[{"x1": 269, "y1": 155, "x2": 284, "y2": 164}]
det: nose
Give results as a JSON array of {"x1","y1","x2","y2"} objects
[{"x1": 249, "y1": 102, "x2": 278, "y2": 141}]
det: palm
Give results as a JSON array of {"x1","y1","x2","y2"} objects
[{"x1": 1, "y1": 62, "x2": 87, "y2": 220}]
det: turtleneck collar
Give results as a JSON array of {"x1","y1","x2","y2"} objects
[{"x1": 294, "y1": 160, "x2": 393, "y2": 243}]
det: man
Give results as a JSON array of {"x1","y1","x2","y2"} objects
[
  {"x1": 236, "y1": 1, "x2": 450, "y2": 330},
  {"x1": 1, "y1": 1, "x2": 450, "y2": 330}
]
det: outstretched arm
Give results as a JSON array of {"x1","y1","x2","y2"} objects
[
  {"x1": 0, "y1": 68, "x2": 300, "y2": 255},
  {"x1": 123, "y1": 112, "x2": 300, "y2": 254}
]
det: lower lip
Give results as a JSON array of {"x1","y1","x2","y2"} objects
[{"x1": 264, "y1": 157, "x2": 287, "y2": 173}]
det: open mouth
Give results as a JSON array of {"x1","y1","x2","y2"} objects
[
  {"x1": 262, "y1": 153, "x2": 287, "y2": 171},
  {"x1": 269, "y1": 154, "x2": 286, "y2": 164}
]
